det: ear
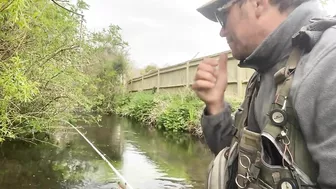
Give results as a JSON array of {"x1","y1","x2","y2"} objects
[{"x1": 250, "y1": 0, "x2": 269, "y2": 18}]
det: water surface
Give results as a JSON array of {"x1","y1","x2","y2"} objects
[{"x1": 0, "y1": 114, "x2": 214, "y2": 189}]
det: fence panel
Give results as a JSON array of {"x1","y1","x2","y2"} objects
[{"x1": 127, "y1": 52, "x2": 255, "y2": 98}]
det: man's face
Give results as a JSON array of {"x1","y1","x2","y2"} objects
[{"x1": 216, "y1": 0, "x2": 269, "y2": 60}]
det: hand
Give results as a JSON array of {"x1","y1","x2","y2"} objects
[{"x1": 192, "y1": 53, "x2": 228, "y2": 115}]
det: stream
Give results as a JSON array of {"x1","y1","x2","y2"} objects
[{"x1": 0, "y1": 114, "x2": 214, "y2": 189}]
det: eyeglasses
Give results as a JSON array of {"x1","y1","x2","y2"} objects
[{"x1": 215, "y1": 0, "x2": 241, "y2": 28}]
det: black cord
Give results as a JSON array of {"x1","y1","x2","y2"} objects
[{"x1": 50, "y1": 0, "x2": 84, "y2": 17}]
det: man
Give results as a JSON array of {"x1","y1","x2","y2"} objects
[{"x1": 192, "y1": 0, "x2": 336, "y2": 188}]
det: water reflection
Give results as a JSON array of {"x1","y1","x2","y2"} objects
[
  {"x1": 0, "y1": 141, "x2": 62, "y2": 189},
  {"x1": 0, "y1": 114, "x2": 214, "y2": 189}
]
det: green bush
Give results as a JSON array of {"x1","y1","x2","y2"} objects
[
  {"x1": 112, "y1": 92, "x2": 156, "y2": 124},
  {"x1": 112, "y1": 90, "x2": 243, "y2": 137},
  {"x1": 156, "y1": 92, "x2": 203, "y2": 133}
]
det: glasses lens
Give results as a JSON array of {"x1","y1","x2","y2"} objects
[{"x1": 215, "y1": 11, "x2": 225, "y2": 28}]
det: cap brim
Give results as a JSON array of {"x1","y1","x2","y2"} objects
[{"x1": 196, "y1": 0, "x2": 225, "y2": 22}]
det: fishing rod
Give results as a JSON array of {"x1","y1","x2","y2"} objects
[{"x1": 64, "y1": 121, "x2": 135, "y2": 189}]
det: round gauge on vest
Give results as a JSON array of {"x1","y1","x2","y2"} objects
[
  {"x1": 277, "y1": 178, "x2": 298, "y2": 189},
  {"x1": 269, "y1": 109, "x2": 288, "y2": 127}
]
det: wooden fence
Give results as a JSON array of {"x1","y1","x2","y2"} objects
[{"x1": 127, "y1": 51, "x2": 255, "y2": 98}]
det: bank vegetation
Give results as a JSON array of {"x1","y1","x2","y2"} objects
[
  {"x1": 0, "y1": 0, "x2": 129, "y2": 142},
  {"x1": 111, "y1": 90, "x2": 242, "y2": 138}
]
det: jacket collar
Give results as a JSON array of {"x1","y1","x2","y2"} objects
[{"x1": 238, "y1": 0, "x2": 327, "y2": 73}]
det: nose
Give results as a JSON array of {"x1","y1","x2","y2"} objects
[{"x1": 220, "y1": 27, "x2": 227, "y2": 37}]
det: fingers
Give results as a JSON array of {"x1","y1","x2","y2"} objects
[
  {"x1": 197, "y1": 61, "x2": 217, "y2": 74},
  {"x1": 192, "y1": 55, "x2": 228, "y2": 103},
  {"x1": 192, "y1": 58, "x2": 218, "y2": 91},
  {"x1": 195, "y1": 69, "x2": 216, "y2": 83},
  {"x1": 203, "y1": 57, "x2": 219, "y2": 67},
  {"x1": 192, "y1": 80, "x2": 215, "y2": 90}
]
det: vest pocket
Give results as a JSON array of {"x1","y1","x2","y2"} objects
[
  {"x1": 257, "y1": 136, "x2": 296, "y2": 188},
  {"x1": 236, "y1": 128, "x2": 262, "y2": 188}
]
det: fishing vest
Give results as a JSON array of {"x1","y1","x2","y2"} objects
[{"x1": 206, "y1": 15, "x2": 336, "y2": 189}]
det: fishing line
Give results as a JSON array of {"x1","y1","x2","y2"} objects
[
  {"x1": 53, "y1": 1, "x2": 133, "y2": 188},
  {"x1": 64, "y1": 121, "x2": 135, "y2": 189}
]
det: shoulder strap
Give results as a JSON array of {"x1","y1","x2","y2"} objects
[
  {"x1": 262, "y1": 45, "x2": 302, "y2": 142},
  {"x1": 274, "y1": 47, "x2": 302, "y2": 101},
  {"x1": 233, "y1": 71, "x2": 259, "y2": 134}
]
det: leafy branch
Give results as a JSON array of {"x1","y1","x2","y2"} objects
[{"x1": 0, "y1": 0, "x2": 14, "y2": 12}]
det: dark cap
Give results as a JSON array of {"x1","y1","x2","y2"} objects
[{"x1": 196, "y1": 0, "x2": 230, "y2": 22}]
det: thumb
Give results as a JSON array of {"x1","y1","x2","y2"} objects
[
  {"x1": 216, "y1": 53, "x2": 228, "y2": 88},
  {"x1": 215, "y1": 53, "x2": 228, "y2": 92},
  {"x1": 217, "y1": 53, "x2": 228, "y2": 72}
]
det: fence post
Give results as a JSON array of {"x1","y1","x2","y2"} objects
[
  {"x1": 130, "y1": 79, "x2": 133, "y2": 92},
  {"x1": 186, "y1": 52, "x2": 199, "y2": 88},
  {"x1": 141, "y1": 75, "x2": 144, "y2": 91},
  {"x1": 237, "y1": 64, "x2": 243, "y2": 98},
  {"x1": 157, "y1": 69, "x2": 160, "y2": 92},
  {"x1": 186, "y1": 61, "x2": 189, "y2": 88}
]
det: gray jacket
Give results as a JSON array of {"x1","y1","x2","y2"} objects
[{"x1": 201, "y1": 0, "x2": 336, "y2": 188}]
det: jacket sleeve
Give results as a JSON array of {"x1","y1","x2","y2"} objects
[
  {"x1": 201, "y1": 101, "x2": 237, "y2": 155},
  {"x1": 293, "y1": 44, "x2": 336, "y2": 188}
]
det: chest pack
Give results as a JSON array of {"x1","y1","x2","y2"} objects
[{"x1": 205, "y1": 15, "x2": 336, "y2": 189}]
